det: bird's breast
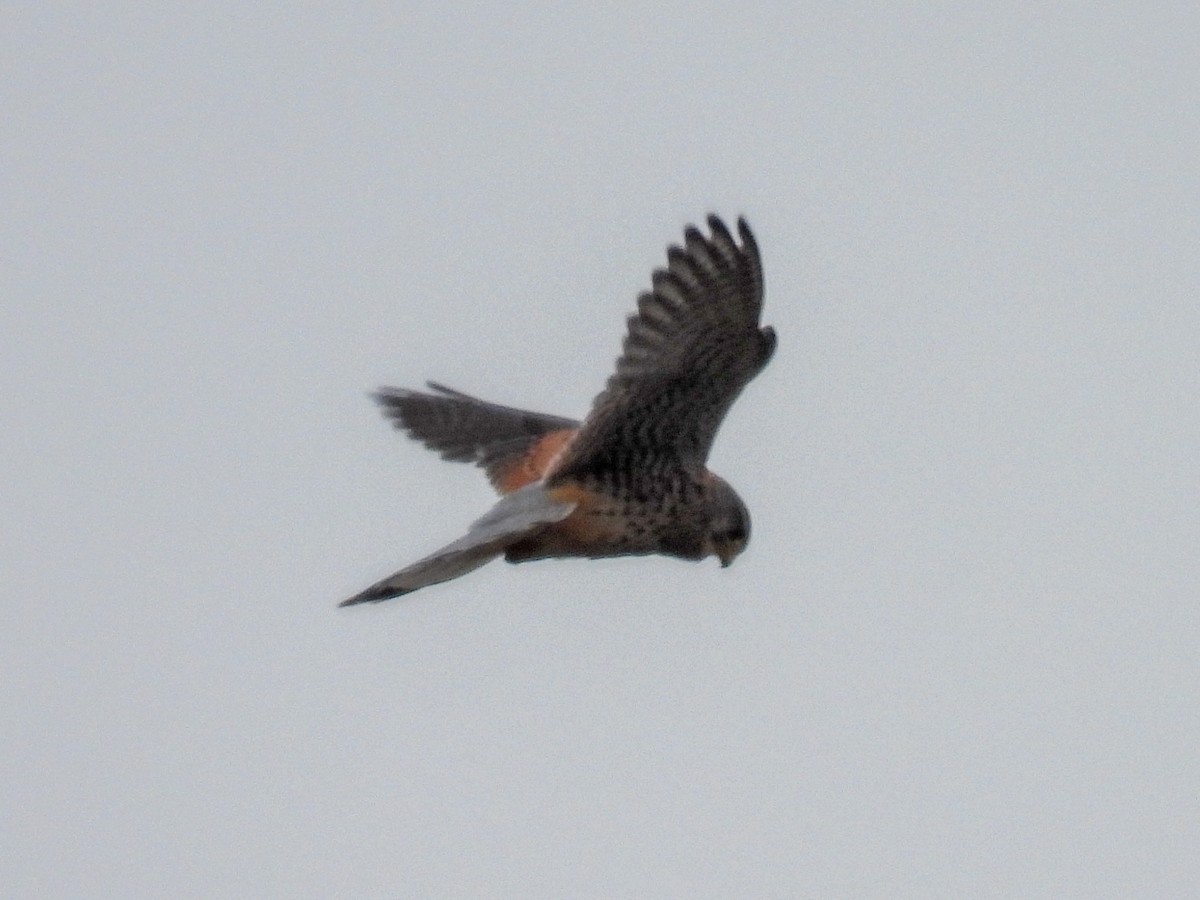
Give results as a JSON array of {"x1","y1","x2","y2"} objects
[{"x1": 505, "y1": 479, "x2": 706, "y2": 563}]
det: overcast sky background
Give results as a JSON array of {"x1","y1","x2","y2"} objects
[{"x1": 4, "y1": 4, "x2": 1198, "y2": 897}]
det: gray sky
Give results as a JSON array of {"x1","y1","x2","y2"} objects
[{"x1": 4, "y1": 3, "x2": 1198, "y2": 897}]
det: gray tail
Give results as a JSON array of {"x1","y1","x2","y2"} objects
[{"x1": 339, "y1": 483, "x2": 577, "y2": 606}]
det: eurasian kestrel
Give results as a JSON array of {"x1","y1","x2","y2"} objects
[{"x1": 341, "y1": 215, "x2": 775, "y2": 606}]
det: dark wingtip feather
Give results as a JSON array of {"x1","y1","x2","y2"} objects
[
  {"x1": 372, "y1": 387, "x2": 418, "y2": 431},
  {"x1": 339, "y1": 583, "x2": 414, "y2": 607},
  {"x1": 706, "y1": 214, "x2": 733, "y2": 242},
  {"x1": 737, "y1": 217, "x2": 756, "y2": 248},
  {"x1": 425, "y1": 381, "x2": 475, "y2": 399},
  {"x1": 373, "y1": 385, "x2": 417, "y2": 406}
]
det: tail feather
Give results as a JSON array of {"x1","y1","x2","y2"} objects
[
  {"x1": 339, "y1": 540, "x2": 503, "y2": 606},
  {"x1": 340, "y1": 484, "x2": 576, "y2": 606}
]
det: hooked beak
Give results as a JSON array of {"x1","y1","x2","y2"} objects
[{"x1": 717, "y1": 547, "x2": 736, "y2": 568}]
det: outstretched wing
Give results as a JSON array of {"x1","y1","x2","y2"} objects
[
  {"x1": 550, "y1": 215, "x2": 775, "y2": 481},
  {"x1": 374, "y1": 383, "x2": 579, "y2": 492},
  {"x1": 339, "y1": 484, "x2": 576, "y2": 605}
]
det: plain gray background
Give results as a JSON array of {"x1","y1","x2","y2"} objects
[{"x1": 4, "y1": 3, "x2": 1197, "y2": 897}]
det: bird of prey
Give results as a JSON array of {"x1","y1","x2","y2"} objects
[{"x1": 341, "y1": 215, "x2": 775, "y2": 606}]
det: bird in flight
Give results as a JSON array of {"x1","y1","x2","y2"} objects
[{"x1": 341, "y1": 215, "x2": 775, "y2": 606}]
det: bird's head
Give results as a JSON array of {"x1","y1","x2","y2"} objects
[{"x1": 704, "y1": 474, "x2": 751, "y2": 567}]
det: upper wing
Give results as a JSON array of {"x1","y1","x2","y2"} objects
[
  {"x1": 375, "y1": 382, "x2": 579, "y2": 492},
  {"x1": 549, "y1": 215, "x2": 775, "y2": 481},
  {"x1": 339, "y1": 483, "x2": 577, "y2": 605}
]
